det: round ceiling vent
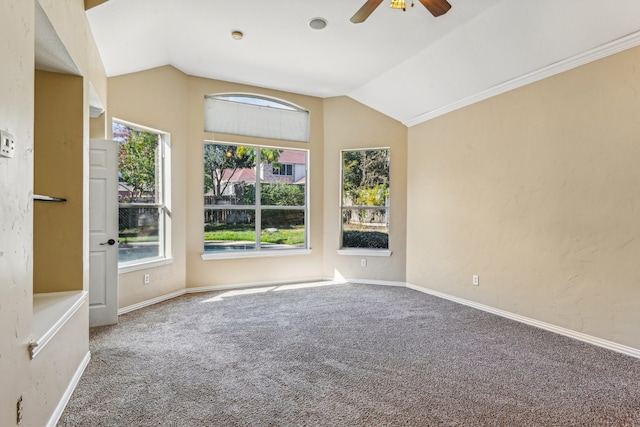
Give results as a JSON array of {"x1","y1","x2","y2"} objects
[{"x1": 308, "y1": 18, "x2": 328, "y2": 30}]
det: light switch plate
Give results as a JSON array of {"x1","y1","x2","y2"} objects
[{"x1": 0, "y1": 130, "x2": 15, "y2": 158}]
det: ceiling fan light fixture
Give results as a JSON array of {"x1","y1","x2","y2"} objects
[{"x1": 389, "y1": 0, "x2": 406, "y2": 11}]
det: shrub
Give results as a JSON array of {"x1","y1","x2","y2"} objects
[{"x1": 342, "y1": 230, "x2": 388, "y2": 249}]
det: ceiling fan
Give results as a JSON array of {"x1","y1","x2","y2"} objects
[{"x1": 351, "y1": 0, "x2": 451, "y2": 23}]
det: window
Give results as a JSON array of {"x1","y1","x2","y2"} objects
[
  {"x1": 113, "y1": 121, "x2": 170, "y2": 266},
  {"x1": 340, "y1": 149, "x2": 390, "y2": 250},
  {"x1": 203, "y1": 143, "x2": 308, "y2": 254},
  {"x1": 273, "y1": 164, "x2": 293, "y2": 176}
]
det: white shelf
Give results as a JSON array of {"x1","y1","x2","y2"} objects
[
  {"x1": 31, "y1": 291, "x2": 87, "y2": 359},
  {"x1": 33, "y1": 194, "x2": 67, "y2": 202}
]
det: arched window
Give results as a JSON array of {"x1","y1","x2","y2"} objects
[
  {"x1": 202, "y1": 94, "x2": 310, "y2": 258},
  {"x1": 204, "y1": 93, "x2": 309, "y2": 143}
]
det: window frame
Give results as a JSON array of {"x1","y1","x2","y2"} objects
[
  {"x1": 338, "y1": 147, "x2": 392, "y2": 257},
  {"x1": 113, "y1": 119, "x2": 172, "y2": 273},
  {"x1": 201, "y1": 141, "x2": 310, "y2": 260}
]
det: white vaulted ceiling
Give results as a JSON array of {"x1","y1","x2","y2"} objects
[{"x1": 86, "y1": 0, "x2": 640, "y2": 126}]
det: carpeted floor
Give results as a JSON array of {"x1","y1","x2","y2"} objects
[{"x1": 58, "y1": 282, "x2": 640, "y2": 426}]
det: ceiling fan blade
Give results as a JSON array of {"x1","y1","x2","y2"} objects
[
  {"x1": 418, "y1": 0, "x2": 451, "y2": 17},
  {"x1": 351, "y1": 0, "x2": 384, "y2": 23}
]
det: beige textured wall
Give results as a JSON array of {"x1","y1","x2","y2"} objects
[
  {"x1": 109, "y1": 67, "x2": 326, "y2": 298},
  {"x1": 34, "y1": 71, "x2": 85, "y2": 293},
  {"x1": 109, "y1": 67, "x2": 413, "y2": 300},
  {"x1": 108, "y1": 66, "x2": 189, "y2": 308},
  {"x1": 323, "y1": 97, "x2": 407, "y2": 283},
  {"x1": 0, "y1": 1, "x2": 35, "y2": 425},
  {"x1": 0, "y1": 0, "x2": 105, "y2": 424},
  {"x1": 407, "y1": 46, "x2": 640, "y2": 350}
]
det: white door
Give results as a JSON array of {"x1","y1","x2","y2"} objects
[{"x1": 89, "y1": 139, "x2": 119, "y2": 327}]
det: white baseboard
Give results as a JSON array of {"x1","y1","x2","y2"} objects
[
  {"x1": 118, "y1": 277, "x2": 329, "y2": 315},
  {"x1": 118, "y1": 278, "x2": 400, "y2": 316},
  {"x1": 406, "y1": 282, "x2": 640, "y2": 360},
  {"x1": 118, "y1": 277, "x2": 401, "y2": 317},
  {"x1": 184, "y1": 277, "x2": 328, "y2": 294},
  {"x1": 47, "y1": 351, "x2": 91, "y2": 427},
  {"x1": 338, "y1": 277, "x2": 406, "y2": 288},
  {"x1": 118, "y1": 290, "x2": 186, "y2": 315}
]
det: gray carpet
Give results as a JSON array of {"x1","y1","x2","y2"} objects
[{"x1": 58, "y1": 283, "x2": 640, "y2": 426}]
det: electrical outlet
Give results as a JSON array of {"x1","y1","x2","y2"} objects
[
  {"x1": 360, "y1": 259, "x2": 367, "y2": 267},
  {"x1": 473, "y1": 275, "x2": 479, "y2": 286},
  {"x1": 144, "y1": 274, "x2": 150, "y2": 284},
  {"x1": 0, "y1": 130, "x2": 15, "y2": 158},
  {"x1": 17, "y1": 395, "x2": 23, "y2": 425}
]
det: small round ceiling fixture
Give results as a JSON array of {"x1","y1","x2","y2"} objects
[
  {"x1": 308, "y1": 18, "x2": 328, "y2": 30},
  {"x1": 231, "y1": 30, "x2": 243, "y2": 40}
]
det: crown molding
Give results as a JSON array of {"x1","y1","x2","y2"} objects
[{"x1": 404, "y1": 29, "x2": 640, "y2": 127}]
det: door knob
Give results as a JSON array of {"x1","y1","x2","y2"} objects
[{"x1": 100, "y1": 239, "x2": 116, "y2": 246}]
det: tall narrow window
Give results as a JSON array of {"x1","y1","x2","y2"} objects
[
  {"x1": 340, "y1": 149, "x2": 390, "y2": 250},
  {"x1": 203, "y1": 143, "x2": 308, "y2": 254},
  {"x1": 114, "y1": 121, "x2": 170, "y2": 266}
]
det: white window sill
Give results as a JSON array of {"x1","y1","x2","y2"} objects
[
  {"x1": 202, "y1": 248, "x2": 311, "y2": 260},
  {"x1": 118, "y1": 257, "x2": 173, "y2": 274},
  {"x1": 337, "y1": 249, "x2": 392, "y2": 257},
  {"x1": 31, "y1": 290, "x2": 87, "y2": 359}
]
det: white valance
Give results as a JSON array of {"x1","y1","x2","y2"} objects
[{"x1": 204, "y1": 96, "x2": 309, "y2": 143}]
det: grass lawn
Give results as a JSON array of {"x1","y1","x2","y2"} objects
[
  {"x1": 118, "y1": 233, "x2": 159, "y2": 244},
  {"x1": 204, "y1": 224, "x2": 304, "y2": 245}
]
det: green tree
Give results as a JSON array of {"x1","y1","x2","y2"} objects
[
  {"x1": 353, "y1": 183, "x2": 389, "y2": 207},
  {"x1": 203, "y1": 144, "x2": 282, "y2": 202},
  {"x1": 204, "y1": 145, "x2": 254, "y2": 202},
  {"x1": 342, "y1": 149, "x2": 390, "y2": 206},
  {"x1": 115, "y1": 123, "x2": 159, "y2": 202},
  {"x1": 261, "y1": 183, "x2": 305, "y2": 206}
]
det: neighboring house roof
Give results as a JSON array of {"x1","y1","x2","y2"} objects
[
  {"x1": 278, "y1": 150, "x2": 305, "y2": 164},
  {"x1": 220, "y1": 150, "x2": 305, "y2": 182},
  {"x1": 221, "y1": 168, "x2": 257, "y2": 182},
  {"x1": 215, "y1": 151, "x2": 306, "y2": 189},
  {"x1": 294, "y1": 177, "x2": 306, "y2": 185}
]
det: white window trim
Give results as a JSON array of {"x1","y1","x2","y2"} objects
[
  {"x1": 202, "y1": 141, "x2": 309, "y2": 258},
  {"x1": 339, "y1": 147, "x2": 391, "y2": 252},
  {"x1": 114, "y1": 119, "x2": 172, "y2": 268},
  {"x1": 202, "y1": 249, "x2": 311, "y2": 261},
  {"x1": 337, "y1": 249, "x2": 392, "y2": 257},
  {"x1": 118, "y1": 257, "x2": 173, "y2": 274}
]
